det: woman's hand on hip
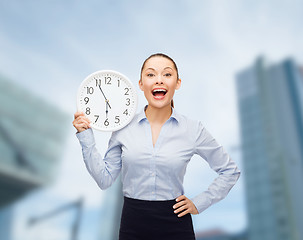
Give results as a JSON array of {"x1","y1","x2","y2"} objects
[
  {"x1": 73, "y1": 111, "x2": 91, "y2": 133},
  {"x1": 172, "y1": 195, "x2": 199, "y2": 217}
]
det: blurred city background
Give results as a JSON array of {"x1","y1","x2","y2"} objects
[{"x1": 0, "y1": 1, "x2": 302, "y2": 240}]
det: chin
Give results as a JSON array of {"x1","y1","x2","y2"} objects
[{"x1": 148, "y1": 100, "x2": 171, "y2": 109}]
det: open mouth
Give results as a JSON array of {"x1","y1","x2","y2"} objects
[{"x1": 152, "y1": 88, "x2": 167, "y2": 98}]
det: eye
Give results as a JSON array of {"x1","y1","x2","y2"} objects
[
  {"x1": 164, "y1": 73, "x2": 172, "y2": 77},
  {"x1": 147, "y1": 73, "x2": 154, "y2": 77}
]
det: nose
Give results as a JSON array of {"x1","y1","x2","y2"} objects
[{"x1": 155, "y1": 75, "x2": 163, "y2": 85}]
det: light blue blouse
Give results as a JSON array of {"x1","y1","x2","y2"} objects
[{"x1": 76, "y1": 107, "x2": 240, "y2": 214}]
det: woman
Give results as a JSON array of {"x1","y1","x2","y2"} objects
[{"x1": 73, "y1": 53, "x2": 241, "y2": 240}]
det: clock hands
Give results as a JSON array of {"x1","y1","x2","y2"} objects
[
  {"x1": 106, "y1": 100, "x2": 109, "y2": 119},
  {"x1": 98, "y1": 85, "x2": 111, "y2": 109}
]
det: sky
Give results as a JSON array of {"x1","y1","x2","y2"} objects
[{"x1": 0, "y1": 0, "x2": 302, "y2": 239}]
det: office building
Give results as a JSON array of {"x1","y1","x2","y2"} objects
[
  {"x1": 0, "y1": 75, "x2": 69, "y2": 239},
  {"x1": 235, "y1": 57, "x2": 303, "y2": 240},
  {"x1": 97, "y1": 176, "x2": 123, "y2": 240}
]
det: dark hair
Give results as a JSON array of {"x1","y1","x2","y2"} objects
[{"x1": 140, "y1": 53, "x2": 179, "y2": 108}]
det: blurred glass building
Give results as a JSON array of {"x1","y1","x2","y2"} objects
[
  {"x1": 0, "y1": 75, "x2": 69, "y2": 239},
  {"x1": 236, "y1": 57, "x2": 303, "y2": 240},
  {"x1": 97, "y1": 176, "x2": 123, "y2": 240}
]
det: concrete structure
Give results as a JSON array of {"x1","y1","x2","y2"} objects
[{"x1": 236, "y1": 57, "x2": 303, "y2": 240}]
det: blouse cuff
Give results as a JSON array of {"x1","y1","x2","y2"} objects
[
  {"x1": 76, "y1": 128, "x2": 95, "y2": 147},
  {"x1": 191, "y1": 193, "x2": 212, "y2": 214}
]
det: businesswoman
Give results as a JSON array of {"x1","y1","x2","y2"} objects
[{"x1": 73, "y1": 53, "x2": 241, "y2": 240}]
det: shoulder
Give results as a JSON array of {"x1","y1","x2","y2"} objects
[
  {"x1": 174, "y1": 110, "x2": 204, "y2": 130},
  {"x1": 111, "y1": 111, "x2": 141, "y2": 139},
  {"x1": 173, "y1": 110, "x2": 205, "y2": 136}
]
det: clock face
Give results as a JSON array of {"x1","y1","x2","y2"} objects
[{"x1": 77, "y1": 70, "x2": 138, "y2": 132}]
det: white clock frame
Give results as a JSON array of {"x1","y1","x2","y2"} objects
[{"x1": 77, "y1": 70, "x2": 138, "y2": 132}]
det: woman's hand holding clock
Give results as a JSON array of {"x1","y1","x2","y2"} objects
[{"x1": 73, "y1": 112, "x2": 91, "y2": 133}]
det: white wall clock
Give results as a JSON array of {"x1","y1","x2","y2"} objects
[{"x1": 77, "y1": 70, "x2": 138, "y2": 132}]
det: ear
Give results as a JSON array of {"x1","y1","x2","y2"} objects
[
  {"x1": 138, "y1": 79, "x2": 144, "y2": 91},
  {"x1": 175, "y1": 78, "x2": 181, "y2": 90}
]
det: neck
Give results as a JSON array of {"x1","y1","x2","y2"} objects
[{"x1": 145, "y1": 104, "x2": 172, "y2": 125}]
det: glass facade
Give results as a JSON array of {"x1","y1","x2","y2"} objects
[
  {"x1": 236, "y1": 57, "x2": 303, "y2": 240},
  {"x1": 0, "y1": 74, "x2": 69, "y2": 239}
]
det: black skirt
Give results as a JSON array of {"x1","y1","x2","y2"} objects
[{"x1": 119, "y1": 196, "x2": 196, "y2": 240}]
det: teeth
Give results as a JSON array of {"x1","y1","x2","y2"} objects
[{"x1": 152, "y1": 89, "x2": 167, "y2": 93}]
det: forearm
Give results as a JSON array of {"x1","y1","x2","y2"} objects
[
  {"x1": 77, "y1": 128, "x2": 121, "y2": 189},
  {"x1": 191, "y1": 171, "x2": 240, "y2": 214},
  {"x1": 193, "y1": 122, "x2": 241, "y2": 214}
]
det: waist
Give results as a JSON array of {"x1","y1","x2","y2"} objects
[{"x1": 123, "y1": 196, "x2": 177, "y2": 210}]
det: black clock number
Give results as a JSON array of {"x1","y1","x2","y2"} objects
[
  {"x1": 86, "y1": 87, "x2": 94, "y2": 94},
  {"x1": 95, "y1": 79, "x2": 101, "y2": 87},
  {"x1": 126, "y1": 98, "x2": 130, "y2": 106},
  {"x1": 86, "y1": 107, "x2": 91, "y2": 115},
  {"x1": 124, "y1": 88, "x2": 129, "y2": 95},
  {"x1": 115, "y1": 116, "x2": 120, "y2": 124},
  {"x1": 84, "y1": 97, "x2": 89, "y2": 104},
  {"x1": 94, "y1": 115, "x2": 99, "y2": 123},
  {"x1": 105, "y1": 77, "x2": 111, "y2": 85},
  {"x1": 123, "y1": 109, "x2": 128, "y2": 115},
  {"x1": 117, "y1": 79, "x2": 120, "y2": 87},
  {"x1": 104, "y1": 118, "x2": 109, "y2": 126}
]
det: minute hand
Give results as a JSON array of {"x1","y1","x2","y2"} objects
[{"x1": 98, "y1": 85, "x2": 111, "y2": 109}]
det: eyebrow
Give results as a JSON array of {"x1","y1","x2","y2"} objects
[
  {"x1": 145, "y1": 67, "x2": 173, "y2": 71},
  {"x1": 145, "y1": 68, "x2": 156, "y2": 71}
]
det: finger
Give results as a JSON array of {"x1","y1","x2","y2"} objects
[
  {"x1": 79, "y1": 121, "x2": 90, "y2": 128},
  {"x1": 74, "y1": 123, "x2": 88, "y2": 130},
  {"x1": 173, "y1": 200, "x2": 187, "y2": 210},
  {"x1": 76, "y1": 116, "x2": 91, "y2": 123},
  {"x1": 81, "y1": 117, "x2": 91, "y2": 123},
  {"x1": 173, "y1": 195, "x2": 187, "y2": 208},
  {"x1": 74, "y1": 112, "x2": 81, "y2": 119},
  {"x1": 74, "y1": 111, "x2": 85, "y2": 119},
  {"x1": 176, "y1": 195, "x2": 186, "y2": 202},
  {"x1": 173, "y1": 201, "x2": 186, "y2": 209},
  {"x1": 178, "y1": 209, "x2": 190, "y2": 218},
  {"x1": 78, "y1": 123, "x2": 89, "y2": 130},
  {"x1": 76, "y1": 117, "x2": 90, "y2": 125},
  {"x1": 73, "y1": 120, "x2": 89, "y2": 128},
  {"x1": 174, "y1": 204, "x2": 188, "y2": 214},
  {"x1": 74, "y1": 121, "x2": 90, "y2": 130},
  {"x1": 74, "y1": 117, "x2": 90, "y2": 125}
]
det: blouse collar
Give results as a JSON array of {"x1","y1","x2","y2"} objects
[{"x1": 137, "y1": 105, "x2": 180, "y2": 124}]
